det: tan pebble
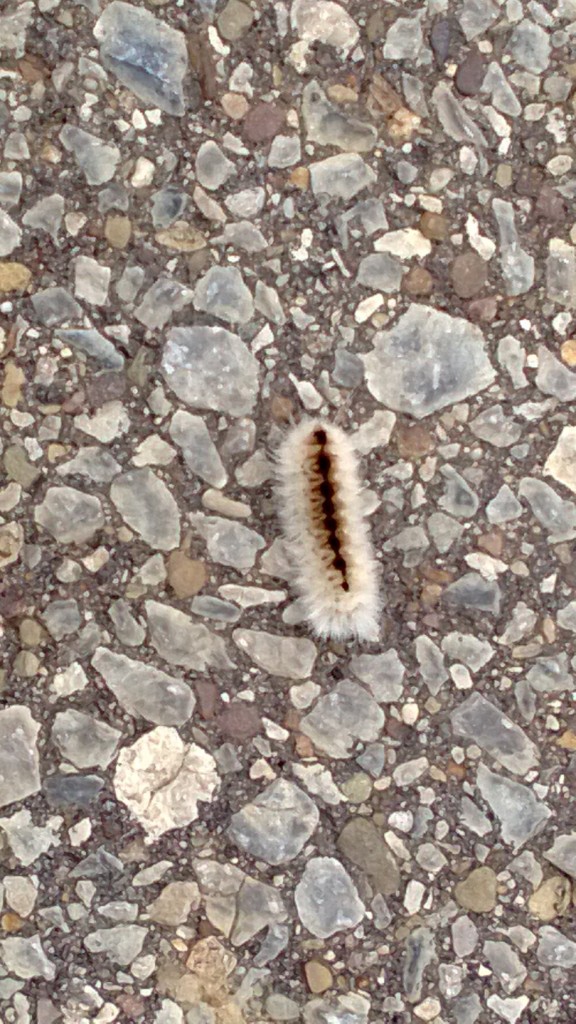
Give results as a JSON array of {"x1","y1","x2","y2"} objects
[
  {"x1": 221, "y1": 92, "x2": 249, "y2": 120},
  {"x1": 304, "y1": 960, "x2": 332, "y2": 994},
  {"x1": 156, "y1": 221, "x2": 206, "y2": 252},
  {"x1": 419, "y1": 211, "x2": 448, "y2": 241},
  {"x1": 13, "y1": 651, "x2": 40, "y2": 678},
  {"x1": 560, "y1": 338, "x2": 576, "y2": 367},
  {"x1": 0, "y1": 262, "x2": 32, "y2": 293},
  {"x1": 528, "y1": 875, "x2": 571, "y2": 922},
  {"x1": 395, "y1": 423, "x2": 432, "y2": 459},
  {"x1": 455, "y1": 866, "x2": 497, "y2": 913},
  {"x1": 495, "y1": 163, "x2": 513, "y2": 188},
  {"x1": 1, "y1": 912, "x2": 24, "y2": 933},
  {"x1": 477, "y1": 530, "x2": 504, "y2": 558},
  {"x1": 326, "y1": 84, "x2": 359, "y2": 104},
  {"x1": 541, "y1": 616, "x2": 556, "y2": 643},
  {"x1": 269, "y1": 394, "x2": 293, "y2": 423},
  {"x1": 47, "y1": 443, "x2": 68, "y2": 462},
  {"x1": 167, "y1": 551, "x2": 207, "y2": 598},
  {"x1": 289, "y1": 166, "x2": 309, "y2": 190},
  {"x1": 1, "y1": 361, "x2": 25, "y2": 408},
  {"x1": 403, "y1": 266, "x2": 434, "y2": 297},
  {"x1": 19, "y1": 619, "x2": 45, "y2": 647},
  {"x1": 105, "y1": 215, "x2": 132, "y2": 249},
  {"x1": 388, "y1": 107, "x2": 421, "y2": 142},
  {"x1": 294, "y1": 733, "x2": 314, "y2": 758},
  {"x1": 40, "y1": 142, "x2": 62, "y2": 164},
  {"x1": 557, "y1": 729, "x2": 576, "y2": 751}
]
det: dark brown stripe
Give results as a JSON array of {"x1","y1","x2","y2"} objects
[{"x1": 312, "y1": 429, "x2": 349, "y2": 591}]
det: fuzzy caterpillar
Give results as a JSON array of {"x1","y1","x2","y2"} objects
[{"x1": 277, "y1": 419, "x2": 381, "y2": 642}]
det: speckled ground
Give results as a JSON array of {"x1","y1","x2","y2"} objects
[{"x1": 1, "y1": 2, "x2": 576, "y2": 1023}]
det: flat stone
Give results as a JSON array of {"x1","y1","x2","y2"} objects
[
  {"x1": 492, "y1": 199, "x2": 534, "y2": 296},
  {"x1": 442, "y1": 632, "x2": 494, "y2": 671},
  {"x1": 42, "y1": 599, "x2": 81, "y2": 641},
  {"x1": 243, "y1": 102, "x2": 285, "y2": 144},
  {"x1": 519, "y1": 477, "x2": 576, "y2": 541},
  {"x1": 191, "y1": 515, "x2": 265, "y2": 569},
  {"x1": 151, "y1": 187, "x2": 188, "y2": 228},
  {"x1": 148, "y1": 881, "x2": 200, "y2": 926},
  {"x1": 451, "y1": 915, "x2": 479, "y2": 957},
  {"x1": 233, "y1": 629, "x2": 316, "y2": 679},
  {"x1": 57, "y1": 447, "x2": 121, "y2": 485},
  {"x1": 537, "y1": 926, "x2": 576, "y2": 968},
  {"x1": 545, "y1": 426, "x2": 576, "y2": 494},
  {"x1": 0, "y1": 935, "x2": 55, "y2": 980},
  {"x1": 451, "y1": 693, "x2": 539, "y2": 775},
  {"x1": 146, "y1": 600, "x2": 234, "y2": 672},
  {"x1": 268, "y1": 134, "x2": 301, "y2": 169},
  {"x1": 44, "y1": 774, "x2": 104, "y2": 808},
  {"x1": 0, "y1": 261, "x2": 31, "y2": 292},
  {"x1": 84, "y1": 925, "x2": 147, "y2": 966},
  {"x1": 444, "y1": 573, "x2": 501, "y2": 614},
  {"x1": 363, "y1": 304, "x2": 495, "y2": 418},
  {"x1": 56, "y1": 328, "x2": 124, "y2": 370},
  {"x1": 295, "y1": 857, "x2": 364, "y2": 938},
  {"x1": 349, "y1": 649, "x2": 405, "y2": 702},
  {"x1": 455, "y1": 49, "x2": 485, "y2": 97},
  {"x1": 547, "y1": 240, "x2": 576, "y2": 308},
  {"x1": 0, "y1": 522, "x2": 23, "y2": 569},
  {"x1": 469, "y1": 404, "x2": 522, "y2": 447},
  {"x1": 51, "y1": 710, "x2": 121, "y2": 770},
  {"x1": 300, "y1": 680, "x2": 384, "y2": 758},
  {"x1": 356, "y1": 253, "x2": 403, "y2": 293},
  {"x1": 92, "y1": 647, "x2": 195, "y2": 726},
  {"x1": 195, "y1": 141, "x2": 235, "y2": 190},
  {"x1": 34, "y1": 486, "x2": 104, "y2": 545},
  {"x1": 374, "y1": 228, "x2": 431, "y2": 260},
  {"x1": 31, "y1": 287, "x2": 82, "y2": 327},
  {"x1": 544, "y1": 834, "x2": 576, "y2": 879},
  {"x1": 508, "y1": 18, "x2": 550, "y2": 73},
  {"x1": 162, "y1": 325, "x2": 259, "y2": 416},
  {"x1": 110, "y1": 468, "x2": 180, "y2": 550},
  {"x1": 403, "y1": 927, "x2": 436, "y2": 1002},
  {"x1": 60, "y1": 126, "x2": 120, "y2": 186},
  {"x1": 114, "y1": 727, "x2": 219, "y2": 837},
  {"x1": 291, "y1": 0, "x2": 359, "y2": 51},
  {"x1": 455, "y1": 866, "x2": 497, "y2": 913},
  {"x1": 384, "y1": 14, "x2": 423, "y2": 59},
  {"x1": 310, "y1": 154, "x2": 376, "y2": 200},
  {"x1": 528, "y1": 877, "x2": 572, "y2": 922},
  {"x1": 537, "y1": 346, "x2": 576, "y2": 401},
  {"x1": 94, "y1": 1, "x2": 188, "y2": 115},
  {"x1": 486, "y1": 995, "x2": 529, "y2": 1024},
  {"x1": 0, "y1": 707, "x2": 40, "y2": 809},
  {"x1": 0, "y1": 171, "x2": 22, "y2": 208},
  {"x1": 22, "y1": 194, "x2": 64, "y2": 242},
  {"x1": 134, "y1": 276, "x2": 194, "y2": 331},
  {"x1": 0, "y1": 210, "x2": 21, "y2": 256},
  {"x1": 169, "y1": 411, "x2": 227, "y2": 487},
  {"x1": 337, "y1": 818, "x2": 400, "y2": 894},
  {"x1": 476, "y1": 763, "x2": 551, "y2": 850},
  {"x1": 193, "y1": 266, "x2": 254, "y2": 325},
  {"x1": 302, "y1": 81, "x2": 376, "y2": 152},
  {"x1": 217, "y1": 0, "x2": 254, "y2": 41},
  {"x1": 487, "y1": 484, "x2": 523, "y2": 524},
  {"x1": 228, "y1": 779, "x2": 319, "y2": 864}
]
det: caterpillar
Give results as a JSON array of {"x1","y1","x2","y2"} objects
[{"x1": 276, "y1": 419, "x2": 381, "y2": 642}]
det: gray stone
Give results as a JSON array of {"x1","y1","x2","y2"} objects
[
  {"x1": 460, "y1": 0, "x2": 498, "y2": 40},
  {"x1": 0, "y1": 171, "x2": 22, "y2": 208},
  {"x1": 92, "y1": 647, "x2": 195, "y2": 726},
  {"x1": 403, "y1": 927, "x2": 435, "y2": 1002},
  {"x1": 148, "y1": 881, "x2": 200, "y2": 926},
  {"x1": 0, "y1": 935, "x2": 55, "y2": 981},
  {"x1": 214, "y1": 221, "x2": 268, "y2": 253},
  {"x1": 110, "y1": 468, "x2": 180, "y2": 550},
  {"x1": 558, "y1": 601, "x2": 576, "y2": 632},
  {"x1": 486, "y1": 996, "x2": 530, "y2": 1023},
  {"x1": 536, "y1": 345, "x2": 576, "y2": 401},
  {"x1": 225, "y1": 187, "x2": 265, "y2": 219},
  {"x1": 44, "y1": 774, "x2": 104, "y2": 808},
  {"x1": 0, "y1": 810, "x2": 59, "y2": 867},
  {"x1": 310, "y1": 153, "x2": 376, "y2": 201},
  {"x1": 520, "y1": 511, "x2": 561, "y2": 604},
  {"x1": 228, "y1": 779, "x2": 319, "y2": 865},
  {"x1": 300, "y1": 680, "x2": 384, "y2": 758},
  {"x1": 384, "y1": 15, "x2": 423, "y2": 59},
  {"x1": 134, "y1": 276, "x2": 194, "y2": 331},
  {"x1": 31, "y1": 288, "x2": 82, "y2": 327},
  {"x1": 303, "y1": 994, "x2": 370, "y2": 1024},
  {"x1": 363, "y1": 304, "x2": 495, "y2": 418},
  {"x1": 191, "y1": 515, "x2": 265, "y2": 569},
  {"x1": 56, "y1": 329, "x2": 124, "y2": 370},
  {"x1": 268, "y1": 134, "x2": 301, "y2": 169},
  {"x1": 193, "y1": 266, "x2": 254, "y2": 325},
  {"x1": 451, "y1": 915, "x2": 479, "y2": 957},
  {"x1": 60, "y1": 126, "x2": 120, "y2": 186},
  {"x1": 51, "y1": 711, "x2": 121, "y2": 770},
  {"x1": 162, "y1": 326, "x2": 259, "y2": 416},
  {"x1": 469, "y1": 404, "x2": 522, "y2": 447},
  {"x1": 151, "y1": 187, "x2": 188, "y2": 228},
  {"x1": 302, "y1": 80, "x2": 376, "y2": 152},
  {"x1": 83, "y1": 925, "x2": 147, "y2": 966},
  {"x1": 22, "y1": 194, "x2": 65, "y2": 241},
  {"x1": 34, "y1": 486, "x2": 104, "y2": 545},
  {"x1": 483, "y1": 940, "x2": 526, "y2": 994},
  {"x1": 527, "y1": 654, "x2": 572, "y2": 694},
  {"x1": 432, "y1": 82, "x2": 487, "y2": 150},
  {"x1": 356, "y1": 253, "x2": 403, "y2": 293},
  {"x1": 42, "y1": 599, "x2": 81, "y2": 640},
  {"x1": 545, "y1": 426, "x2": 576, "y2": 495},
  {"x1": 444, "y1": 573, "x2": 501, "y2": 614},
  {"x1": 0, "y1": 3, "x2": 33, "y2": 57},
  {"x1": 195, "y1": 141, "x2": 235, "y2": 190},
  {"x1": 460, "y1": 796, "x2": 492, "y2": 837},
  {"x1": 233, "y1": 629, "x2": 316, "y2": 680},
  {"x1": 57, "y1": 447, "x2": 122, "y2": 485},
  {"x1": 109, "y1": 599, "x2": 146, "y2": 647},
  {"x1": 194, "y1": 859, "x2": 287, "y2": 947},
  {"x1": 191, "y1": 596, "x2": 241, "y2": 623},
  {"x1": 114, "y1": 727, "x2": 219, "y2": 838},
  {"x1": 440, "y1": 466, "x2": 480, "y2": 518},
  {"x1": 438, "y1": 630, "x2": 494, "y2": 671},
  {"x1": 476, "y1": 763, "x2": 551, "y2": 850},
  {"x1": 0, "y1": 708, "x2": 41, "y2": 810},
  {"x1": 255, "y1": 280, "x2": 285, "y2": 324},
  {"x1": 350, "y1": 649, "x2": 405, "y2": 702},
  {"x1": 546, "y1": 241, "x2": 576, "y2": 309},
  {"x1": 94, "y1": 1, "x2": 188, "y2": 115},
  {"x1": 146, "y1": 600, "x2": 234, "y2": 673},
  {"x1": 453, "y1": 993, "x2": 482, "y2": 1024},
  {"x1": 545, "y1": 834, "x2": 576, "y2": 879},
  {"x1": 295, "y1": 857, "x2": 364, "y2": 938},
  {"x1": 0, "y1": 210, "x2": 21, "y2": 256},
  {"x1": 537, "y1": 926, "x2": 576, "y2": 968},
  {"x1": 492, "y1": 199, "x2": 535, "y2": 296},
  {"x1": 497, "y1": 601, "x2": 537, "y2": 646},
  {"x1": 337, "y1": 818, "x2": 400, "y2": 894},
  {"x1": 415, "y1": 636, "x2": 448, "y2": 695},
  {"x1": 487, "y1": 484, "x2": 524, "y2": 525},
  {"x1": 508, "y1": 18, "x2": 550, "y2": 73},
  {"x1": 427, "y1": 512, "x2": 463, "y2": 553},
  {"x1": 451, "y1": 693, "x2": 539, "y2": 775},
  {"x1": 169, "y1": 411, "x2": 226, "y2": 488}
]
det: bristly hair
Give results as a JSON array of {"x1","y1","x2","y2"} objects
[{"x1": 276, "y1": 419, "x2": 381, "y2": 641}]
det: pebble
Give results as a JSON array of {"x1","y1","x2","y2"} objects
[
  {"x1": 300, "y1": 680, "x2": 384, "y2": 758},
  {"x1": 229, "y1": 779, "x2": 319, "y2": 865},
  {"x1": 455, "y1": 866, "x2": 497, "y2": 913},
  {"x1": 92, "y1": 647, "x2": 195, "y2": 725},
  {"x1": 295, "y1": 857, "x2": 365, "y2": 938},
  {"x1": 110, "y1": 469, "x2": 180, "y2": 550},
  {"x1": 337, "y1": 817, "x2": 400, "y2": 894},
  {"x1": 162, "y1": 326, "x2": 259, "y2": 416}
]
